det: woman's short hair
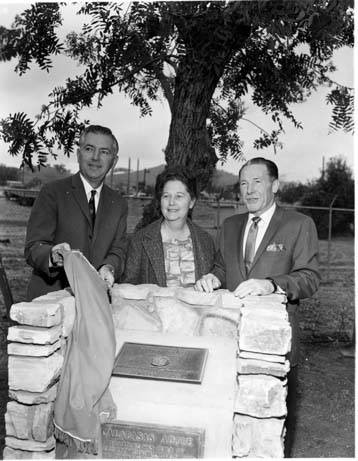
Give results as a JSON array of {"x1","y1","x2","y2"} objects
[
  {"x1": 135, "y1": 166, "x2": 197, "y2": 231},
  {"x1": 155, "y1": 166, "x2": 198, "y2": 202}
]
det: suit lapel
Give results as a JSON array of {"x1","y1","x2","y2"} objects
[
  {"x1": 142, "y1": 221, "x2": 166, "y2": 286},
  {"x1": 237, "y1": 214, "x2": 248, "y2": 279},
  {"x1": 71, "y1": 173, "x2": 91, "y2": 227},
  {"x1": 250, "y1": 206, "x2": 284, "y2": 272}
]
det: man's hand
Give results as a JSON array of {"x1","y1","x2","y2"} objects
[
  {"x1": 194, "y1": 273, "x2": 221, "y2": 293},
  {"x1": 234, "y1": 278, "x2": 275, "y2": 298},
  {"x1": 98, "y1": 264, "x2": 115, "y2": 289},
  {"x1": 50, "y1": 242, "x2": 71, "y2": 267}
]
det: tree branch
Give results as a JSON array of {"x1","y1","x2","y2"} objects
[
  {"x1": 153, "y1": 69, "x2": 174, "y2": 113},
  {"x1": 240, "y1": 117, "x2": 271, "y2": 136}
]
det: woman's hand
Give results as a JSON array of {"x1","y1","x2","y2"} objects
[{"x1": 194, "y1": 273, "x2": 221, "y2": 293}]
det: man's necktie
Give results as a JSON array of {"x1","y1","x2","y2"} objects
[
  {"x1": 88, "y1": 190, "x2": 96, "y2": 229},
  {"x1": 244, "y1": 216, "x2": 261, "y2": 274}
]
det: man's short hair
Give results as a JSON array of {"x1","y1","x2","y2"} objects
[
  {"x1": 78, "y1": 125, "x2": 119, "y2": 155},
  {"x1": 239, "y1": 157, "x2": 279, "y2": 180}
]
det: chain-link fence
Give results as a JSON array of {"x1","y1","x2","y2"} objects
[{"x1": 191, "y1": 199, "x2": 354, "y2": 281}]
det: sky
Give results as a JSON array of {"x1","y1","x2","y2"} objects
[{"x1": 0, "y1": 2, "x2": 355, "y2": 183}]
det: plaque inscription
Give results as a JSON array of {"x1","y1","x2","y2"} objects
[
  {"x1": 113, "y1": 342, "x2": 208, "y2": 383},
  {"x1": 101, "y1": 421, "x2": 205, "y2": 458}
]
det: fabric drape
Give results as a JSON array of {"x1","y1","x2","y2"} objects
[{"x1": 54, "y1": 250, "x2": 116, "y2": 454}]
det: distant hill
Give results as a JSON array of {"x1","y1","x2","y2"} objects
[
  {"x1": 108, "y1": 164, "x2": 166, "y2": 190},
  {"x1": 211, "y1": 169, "x2": 238, "y2": 187},
  {"x1": 20, "y1": 165, "x2": 71, "y2": 187},
  {"x1": 13, "y1": 163, "x2": 238, "y2": 191},
  {"x1": 108, "y1": 164, "x2": 238, "y2": 190}
]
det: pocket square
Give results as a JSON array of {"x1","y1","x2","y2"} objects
[{"x1": 266, "y1": 243, "x2": 285, "y2": 252}]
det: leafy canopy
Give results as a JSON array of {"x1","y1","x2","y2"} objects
[
  {"x1": 278, "y1": 156, "x2": 354, "y2": 237},
  {"x1": 0, "y1": 1, "x2": 354, "y2": 170}
]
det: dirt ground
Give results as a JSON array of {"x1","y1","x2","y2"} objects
[
  {"x1": 294, "y1": 342, "x2": 354, "y2": 457},
  {"x1": 0, "y1": 197, "x2": 355, "y2": 458}
]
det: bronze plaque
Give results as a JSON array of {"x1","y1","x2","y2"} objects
[
  {"x1": 101, "y1": 420, "x2": 205, "y2": 458},
  {"x1": 112, "y1": 342, "x2": 208, "y2": 383}
]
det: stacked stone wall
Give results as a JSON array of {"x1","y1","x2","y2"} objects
[
  {"x1": 234, "y1": 294, "x2": 290, "y2": 457},
  {"x1": 3, "y1": 290, "x2": 75, "y2": 459},
  {"x1": 4, "y1": 284, "x2": 291, "y2": 459}
]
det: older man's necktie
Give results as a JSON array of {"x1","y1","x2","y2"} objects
[
  {"x1": 89, "y1": 190, "x2": 96, "y2": 229},
  {"x1": 244, "y1": 216, "x2": 261, "y2": 274}
]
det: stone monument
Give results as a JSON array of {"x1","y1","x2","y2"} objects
[{"x1": 4, "y1": 283, "x2": 291, "y2": 458}]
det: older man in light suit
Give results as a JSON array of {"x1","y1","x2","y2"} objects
[
  {"x1": 25, "y1": 125, "x2": 128, "y2": 301},
  {"x1": 195, "y1": 157, "x2": 320, "y2": 456}
]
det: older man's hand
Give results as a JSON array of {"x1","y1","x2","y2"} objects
[
  {"x1": 50, "y1": 242, "x2": 71, "y2": 267},
  {"x1": 194, "y1": 273, "x2": 221, "y2": 293},
  {"x1": 98, "y1": 264, "x2": 115, "y2": 289},
  {"x1": 234, "y1": 278, "x2": 275, "y2": 298}
]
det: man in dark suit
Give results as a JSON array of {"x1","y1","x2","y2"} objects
[
  {"x1": 195, "y1": 157, "x2": 320, "y2": 456},
  {"x1": 25, "y1": 124, "x2": 128, "y2": 301}
]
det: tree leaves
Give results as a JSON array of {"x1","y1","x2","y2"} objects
[
  {"x1": 0, "y1": 112, "x2": 41, "y2": 168},
  {"x1": 0, "y1": 1, "x2": 354, "y2": 174},
  {"x1": 326, "y1": 87, "x2": 354, "y2": 133},
  {"x1": 0, "y1": 3, "x2": 64, "y2": 74},
  {"x1": 0, "y1": 109, "x2": 85, "y2": 168}
]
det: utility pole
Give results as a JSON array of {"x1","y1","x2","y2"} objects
[
  {"x1": 136, "y1": 158, "x2": 140, "y2": 195},
  {"x1": 327, "y1": 194, "x2": 338, "y2": 281},
  {"x1": 143, "y1": 169, "x2": 148, "y2": 190},
  {"x1": 127, "y1": 157, "x2": 131, "y2": 195},
  {"x1": 321, "y1": 156, "x2": 325, "y2": 180}
]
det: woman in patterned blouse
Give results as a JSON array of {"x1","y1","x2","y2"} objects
[{"x1": 123, "y1": 167, "x2": 216, "y2": 287}]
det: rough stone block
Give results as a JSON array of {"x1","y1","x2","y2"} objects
[
  {"x1": 57, "y1": 295, "x2": 76, "y2": 338},
  {"x1": 148, "y1": 286, "x2": 178, "y2": 298},
  {"x1": 237, "y1": 357, "x2": 290, "y2": 377},
  {"x1": 239, "y1": 316, "x2": 291, "y2": 356},
  {"x1": 217, "y1": 290, "x2": 242, "y2": 309},
  {"x1": 241, "y1": 293, "x2": 287, "y2": 305},
  {"x1": 9, "y1": 385, "x2": 58, "y2": 405},
  {"x1": 7, "y1": 325, "x2": 62, "y2": 345},
  {"x1": 239, "y1": 350, "x2": 286, "y2": 363},
  {"x1": 3, "y1": 446, "x2": 56, "y2": 459},
  {"x1": 199, "y1": 309, "x2": 240, "y2": 339},
  {"x1": 235, "y1": 375, "x2": 287, "y2": 418},
  {"x1": 34, "y1": 289, "x2": 72, "y2": 300},
  {"x1": 5, "y1": 436, "x2": 55, "y2": 452},
  {"x1": 232, "y1": 414, "x2": 285, "y2": 458},
  {"x1": 216, "y1": 291, "x2": 288, "y2": 310},
  {"x1": 10, "y1": 302, "x2": 62, "y2": 327},
  {"x1": 8, "y1": 340, "x2": 61, "y2": 357},
  {"x1": 112, "y1": 298, "x2": 161, "y2": 332},
  {"x1": 176, "y1": 288, "x2": 219, "y2": 306},
  {"x1": 5, "y1": 401, "x2": 54, "y2": 442},
  {"x1": 153, "y1": 296, "x2": 200, "y2": 334},
  {"x1": 112, "y1": 283, "x2": 159, "y2": 300},
  {"x1": 241, "y1": 305, "x2": 288, "y2": 321},
  {"x1": 9, "y1": 352, "x2": 63, "y2": 392}
]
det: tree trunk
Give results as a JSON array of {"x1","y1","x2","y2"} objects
[
  {"x1": 137, "y1": 3, "x2": 251, "y2": 227},
  {"x1": 164, "y1": 55, "x2": 220, "y2": 191},
  {"x1": 164, "y1": 3, "x2": 251, "y2": 190}
]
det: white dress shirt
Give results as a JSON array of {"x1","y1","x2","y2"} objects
[
  {"x1": 242, "y1": 203, "x2": 276, "y2": 257},
  {"x1": 79, "y1": 174, "x2": 103, "y2": 211}
]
